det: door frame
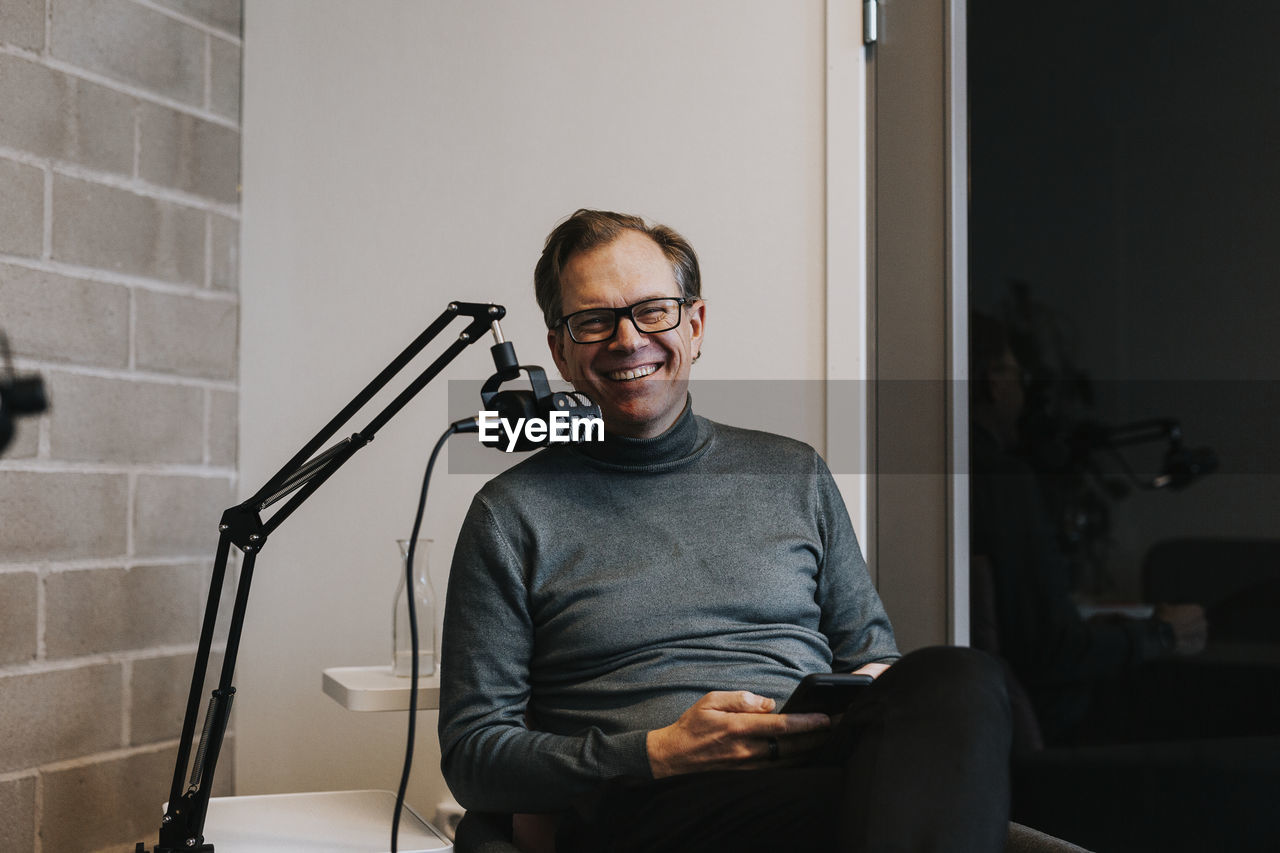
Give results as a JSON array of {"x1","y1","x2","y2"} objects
[{"x1": 866, "y1": 0, "x2": 969, "y2": 650}]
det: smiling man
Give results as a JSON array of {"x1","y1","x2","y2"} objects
[
  {"x1": 439, "y1": 210, "x2": 1012, "y2": 851},
  {"x1": 541, "y1": 217, "x2": 703, "y2": 439}
]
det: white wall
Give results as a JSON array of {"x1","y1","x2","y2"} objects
[{"x1": 239, "y1": 0, "x2": 866, "y2": 819}]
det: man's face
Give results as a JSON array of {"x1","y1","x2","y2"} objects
[{"x1": 547, "y1": 229, "x2": 705, "y2": 439}]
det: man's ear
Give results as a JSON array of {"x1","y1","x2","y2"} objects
[
  {"x1": 687, "y1": 298, "x2": 706, "y2": 359},
  {"x1": 547, "y1": 327, "x2": 570, "y2": 380}
]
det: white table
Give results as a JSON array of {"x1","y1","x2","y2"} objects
[
  {"x1": 190, "y1": 669, "x2": 453, "y2": 850},
  {"x1": 199, "y1": 789, "x2": 452, "y2": 852}
]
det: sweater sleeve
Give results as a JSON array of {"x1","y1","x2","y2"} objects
[
  {"x1": 810, "y1": 453, "x2": 901, "y2": 670},
  {"x1": 437, "y1": 493, "x2": 652, "y2": 814}
]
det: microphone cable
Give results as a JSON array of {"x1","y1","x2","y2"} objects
[{"x1": 392, "y1": 422, "x2": 458, "y2": 853}]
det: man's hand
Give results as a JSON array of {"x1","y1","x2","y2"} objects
[
  {"x1": 1155, "y1": 603, "x2": 1209, "y2": 655},
  {"x1": 646, "y1": 691, "x2": 831, "y2": 779},
  {"x1": 853, "y1": 661, "x2": 891, "y2": 680}
]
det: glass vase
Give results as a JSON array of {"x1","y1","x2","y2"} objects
[{"x1": 392, "y1": 538, "x2": 435, "y2": 677}]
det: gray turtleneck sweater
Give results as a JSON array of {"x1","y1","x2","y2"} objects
[{"x1": 438, "y1": 404, "x2": 899, "y2": 813}]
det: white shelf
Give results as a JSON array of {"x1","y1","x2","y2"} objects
[
  {"x1": 322, "y1": 665, "x2": 442, "y2": 712},
  {"x1": 199, "y1": 789, "x2": 452, "y2": 851}
]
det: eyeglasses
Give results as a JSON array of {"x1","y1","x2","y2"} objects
[{"x1": 556, "y1": 297, "x2": 692, "y2": 344}]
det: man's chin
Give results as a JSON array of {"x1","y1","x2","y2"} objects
[
  {"x1": 595, "y1": 402, "x2": 652, "y2": 433},
  {"x1": 598, "y1": 400, "x2": 687, "y2": 438},
  {"x1": 599, "y1": 412, "x2": 647, "y2": 436},
  {"x1": 588, "y1": 380, "x2": 688, "y2": 435}
]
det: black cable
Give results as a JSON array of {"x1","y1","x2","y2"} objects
[{"x1": 392, "y1": 423, "x2": 457, "y2": 853}]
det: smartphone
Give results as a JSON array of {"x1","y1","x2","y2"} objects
[{"x1": 779, "y1": 672, "x2": 874, "y2": 714}]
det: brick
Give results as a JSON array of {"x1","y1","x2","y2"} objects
[
  {"x1": 50, "y1": 0, "x2": 205, "y2": 107},
  {"x1": 0, "y1": 471, "x2": 127, "y2": 562},
  {"x1": 133, "y1": 474, "x2": 232, "y2": 558},
  {"x1": 45, "y1": 564, "x2": 203, "y2": 659},
  {"x1": 0, "y1": 663, "x2": 122, "y2": 772},
  {"x1": 0, "y1": 0, "x2": 43, "y2": 50},
  {"x1": 41, "y1": 742, "x2": 232, "y2": 852},
  {"x1": 130, "y1": 650, "x2": 223, "y2": 745},
  {"x1": 0, "y1": 263, "x2": 130, "y2": 367},
  {"x1": 209, "y1": 213, "x2": 239, "y2": 291},
  {"x1": 154, "y1": 0, "x2": 241, "y2": 36},
  {"x1": 46, "y1": 372, "x2": 204, "y2": 464},
  {"x1": 0, "y1": 158, "x2": 43, "y2": 258},
  {"x1": 209, "y1": 36, "x2": 241, "y2": 122},
  {"x1": 208, "y1": 388, "x2": 237, "y2": 467},
  {"x1": 0, "y1": 571, "x2": 38, "y2": 665},
  {"x1": 0, "y1": 775, "x2": 35, "y2": 853},
  {"x1": 51, "y1": 175, "x2": 206, "y2": 285},
  {"x1": 0, "y1": 54, "x2": 135, "y2": 176},
  {"x1": 138, "y1": 104, "x2": 241, "y2": 204},
  {"x1": 134, "y1": 290, "x2": 237, "y2": 379}
]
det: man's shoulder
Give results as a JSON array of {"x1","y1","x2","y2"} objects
[
  {"x1": 699, "y1": 416, "x2": 825, "y2": 472},
  {"x1": 705, "y1": 417, "x2": 818, "y2": 453}
]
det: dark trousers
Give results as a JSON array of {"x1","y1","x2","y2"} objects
[{"x1": 559, "y1": 647, "x2": 1013, "y2": 852}]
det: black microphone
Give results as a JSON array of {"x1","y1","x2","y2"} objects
[
  {"x1": 452, "y1": 340, "x2": 602, "y2": 452},
  {"x1": 474, "y1": 384, "x2": 601, "y2": 452}
]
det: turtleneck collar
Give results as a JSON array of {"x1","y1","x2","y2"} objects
[{"x1": 575, "y1": 396, "x2": 710, "y2": 470}]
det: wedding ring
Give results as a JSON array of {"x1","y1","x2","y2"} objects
[{"x1": 767, "y1": 736, "x2": 779, "y2": 761}]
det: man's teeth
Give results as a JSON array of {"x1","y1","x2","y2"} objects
[{"x1": 608, "y1": 364, "x2": 659, "y2": 381}]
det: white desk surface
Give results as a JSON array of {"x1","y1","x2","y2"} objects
[
  {"x1": 322, "y1": 665, "x2": 441, "y2": 712},
  {"x1": 201, "y1": 789, "x2": 452, "y2": 852}
]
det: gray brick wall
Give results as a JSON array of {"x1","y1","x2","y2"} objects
[{"x1": 0, "y1": 2, "x2": 242, "y2": 850}]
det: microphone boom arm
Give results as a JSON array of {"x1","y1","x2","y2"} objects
[
  {"x1": 1074, "y1": 417, "x2": 1215, "y2": 491},
  {"x1": 139, "y1": 301, "x2": 508, "y2": 853}
]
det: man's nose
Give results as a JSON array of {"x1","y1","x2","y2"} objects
[{"x1": 609, "y1": 314, "x2": 647, "y2": 351}]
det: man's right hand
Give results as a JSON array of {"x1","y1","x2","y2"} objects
[{"x1": 645, "y1": 691, "x2": 831, "y2": 779}]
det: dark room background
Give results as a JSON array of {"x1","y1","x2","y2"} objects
[{"x1": 969, "y1": 0, "x2": 1280, "y2": 601}]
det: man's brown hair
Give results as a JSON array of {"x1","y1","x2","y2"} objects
[{"x1": 534, "y1": 209, "x2": 702, "y2": 329}]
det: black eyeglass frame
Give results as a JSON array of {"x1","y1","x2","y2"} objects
[{"x1": 555, "y1": 296, "x2": 694, "y2": 344}]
